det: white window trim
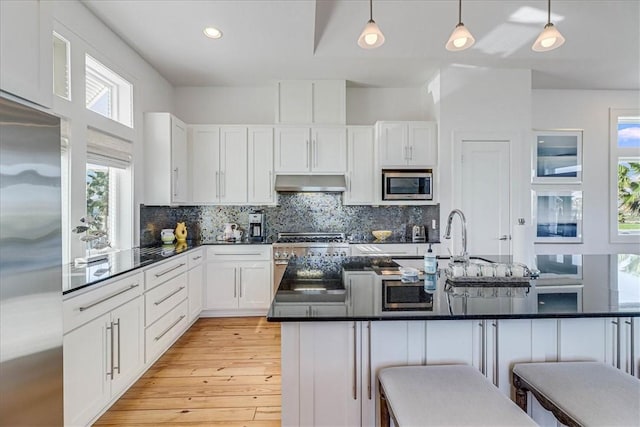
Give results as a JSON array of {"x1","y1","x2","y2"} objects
[{"x1": 609, "y1": 108, "x2": 640, "y2": 244}]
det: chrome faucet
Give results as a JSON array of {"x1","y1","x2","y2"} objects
[{"x1": 444, "y1": 209, "x2": 468, "y2": 263}]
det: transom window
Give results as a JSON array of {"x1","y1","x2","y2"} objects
[{"x1": 85, "y1": 54, "x2": 133, "y2": 128}]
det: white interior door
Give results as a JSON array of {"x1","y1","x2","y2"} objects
[{"x1": 460, "y1": 140, "x2": 511, "y2": 256}]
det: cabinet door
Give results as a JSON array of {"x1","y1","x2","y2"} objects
[
  {"x1": 190, "y1": 126, "x2": 220, "y2": 203},
  {"x1": 345, "y1": 127, "x2": 375, "y2": 205},
  {"x1": 220, "y1": 127, "x2": 248, "y2": 204},
  {"x1": 364, "y1": 321, "x2": 426, "y2": 426},
  {"x1": 312, "y1": 80, "x2": 346, "y2": 125},
  {"x1": 312, "y1": 127, "x2": 347, "y2": 172},
  {"x1": 425, "y1": 320, "x2": 479, "y2": 367},
  {"x1": 347, "y1": 273, "x2": 376, "y2": 316},
  {"x1": 274, "y1": 127, "x2": 310, "y2": 172},
  {"x1": 238, "y1": 262, "x2": 271, "y2": 309},
  {"x1": 0, "y1": 0, "x2": 53, "y2": 107},
  {"x1": 188, "y1": 264, "x2": 204, "y2": 321},
  {"x1": 205, "y1": 263, "x2": 238, "y2": 310},
  {"x1": 110, "y1": 297, "x2": 144, "y2": 398},
  {"x1": 378, "y1": 123, "x2": 407, "y2": 166},
  {"x1": 408, "y1": 122, "x2": 437, "y2": 166},
  {"x1": 248, "y1": 127, "x2": 275, "y2": 204},
  {"x1": 298, "y1": 322, "x2": 361, "y2": 427},
  {"x1": 171, "y1": 116, "x2": 188, "y2": 203},
  {"x1": 64, "y1": 314, "x2": 111, "y2": 427},
  {"x1": 350, "y1": 243, "x2": 417, "y2": 256},
  {"x1": 557, "y1": 317, "x2": 614, "y2": 363}
]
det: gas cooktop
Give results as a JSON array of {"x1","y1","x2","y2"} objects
[{"x1": 275, "y1": 232, "x2": 347, "y2": 244}]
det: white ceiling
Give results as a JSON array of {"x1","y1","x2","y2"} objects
[{"x1": 82, "y1": 0, "x2": 640, "y2": 90}]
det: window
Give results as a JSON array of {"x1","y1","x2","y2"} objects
[
  {"x1": 610, "y1": 109, "x2": 640, "y2": 243},
  {"x1": 85, "y1": 128, "x2": 133, "y2": 253},
  {"x1": 53, "y1": 32, "x2": 71, "y2": 100},
  {"x1": 85, "y1": 55, "x2": 133, "y2": 128}
]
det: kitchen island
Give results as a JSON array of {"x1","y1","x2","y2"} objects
[{"x1": 267, "y1": 255, "x2": 640, "y2": 427}]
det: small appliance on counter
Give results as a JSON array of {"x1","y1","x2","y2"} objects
[
  {"x1": 412, "y1": 225, "x2": 426, "y2": 242},
  {"x1": 249, "y1": 210, "x2": 266, "y2": 242}
]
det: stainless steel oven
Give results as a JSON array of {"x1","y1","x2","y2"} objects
[
  {"x1": 382, "y1": 169, "x2": 433, "y2": 201},
  {"x1": 382, "y1": 280, "x2": 433, "y2": 311}
]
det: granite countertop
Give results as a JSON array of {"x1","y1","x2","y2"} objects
[
  {"x1": 267, "y1": 254, "x2": 640, "y2": 321},
  {"x1": 348, "y1": 238, "x2": 441, "y2": 245}
]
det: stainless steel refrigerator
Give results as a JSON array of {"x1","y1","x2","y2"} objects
[{"x1": 0, "y1": 96, "x2": 63, "y2": 425}]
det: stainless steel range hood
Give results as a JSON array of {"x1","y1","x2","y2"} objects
[{"x1": 274, "y1": 174, "x2": 347, "y2": 192}]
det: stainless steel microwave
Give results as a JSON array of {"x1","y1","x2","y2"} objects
[{"x1": 382, "y1": 169, "x2": 433, "y2": 201}]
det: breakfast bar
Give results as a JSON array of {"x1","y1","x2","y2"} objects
[{"x1": 267, "y1": 254, "x2": 640, "y2": 427}]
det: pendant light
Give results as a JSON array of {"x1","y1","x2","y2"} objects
[
  {"x1": 358, "y1": 0, "x2": 385, "y2": 49},
  {"x1": 532, "y1": 0, "x2": 565, "y2": 52},
  {"x1": 445, "y1": 0, "x2": 475, "y2": 51}
]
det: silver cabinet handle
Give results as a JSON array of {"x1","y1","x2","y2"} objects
[
  {"x1": 306, "y1": 140, "x2": 310, "y2": 168},
  {"x1": 114, "y1": 319, "x2": 121, "y2": 374},
  {"x1": 107, "y1": 321, "x2": 114, "y2": 380},
  {"x1": 234, "y1": 269, "x2": 237, "y2": 298},
  {"x1": 239, "y1": 269, "x2": 243, "y2": 298},
  {"x1": 221, "y1": 171, "x2": 225, "y2": 198},
  {"x1": 154, "y1": 286, "x2": 185, "y2": 306},
  {"x1": 313, "y1": 140, "x2": 318, "y2": 167},
  {"x1": 492, "y1": 321, "x2": 499, "y2": 387},
  {"x1": 479, "y1": 321, "x2": 486, "y2": 376},
  {"x1": 613, "y1": 319, "x2": 621, "y2": 369},
  {"x1": 627, "y1": 319, "x2": 636, "y2": 377},
  {"x1": 79, "y1": 284, "x2": 139, "y2": 312},
  {"x1": 154, "y1": 263, "x2": 186, "y2": 278},
  {"x1": 367, "y1": 321, "x2": 372, "y2": 400},
  {"x1": 353, "y1": 322, "x2": 357, "y2": 401},
  {"x1": 215, "y1": 171, "x2": 220, "y2": 197},
  {"x1": 173, "y1": 167, "x2": 179, "y2": 197},
  {"x1": 409, "y1": 146, "x2": 413, "y2": 160},
  {"x1": 154, "y1": 315, "x2": 186, "y2": 341},
  {"x1": 192, "y1": 255, "x2": 202, "y2": 261},
  {"x1": 498, "y1": 235, "x2": 511, "y2": 241}
]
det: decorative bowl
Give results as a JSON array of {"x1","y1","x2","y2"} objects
[{"x1": 372, "y1": 230, "x2": 392, "y2": 241}]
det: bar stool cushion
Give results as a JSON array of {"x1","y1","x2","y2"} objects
[
  {"x1": 513, "y1": 362, "x2": 640, "y2": 427},
  {"x1": 378, "y1": 365, "x2": 537, "y2": 427}
]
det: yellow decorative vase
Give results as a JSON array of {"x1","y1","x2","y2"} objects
[{"x1": 175, "y1": 222, "x2": 187, "y2": 242}]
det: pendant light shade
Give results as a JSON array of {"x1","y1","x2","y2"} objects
[
  {"x1": 358, "y1": 0, "x2": 385, "y2": 49},
  {"x1": 532, "y1": 0, "x2": 565, "y2": 52},
  {"x1": 445, "y1": 0, "x2": 475, "y2": 51}
]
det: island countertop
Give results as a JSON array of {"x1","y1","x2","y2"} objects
[{"x1": 267, "y1": 254, "x2": 640, "y2": 321}]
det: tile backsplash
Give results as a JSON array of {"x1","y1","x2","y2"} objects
[{"x1": 140, "y1": 193, "x2": 440, "y2": 246}]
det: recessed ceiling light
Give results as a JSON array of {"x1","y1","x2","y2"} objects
[{"x1": 203, "y1": 27, "x2": 223, "y2": 39}]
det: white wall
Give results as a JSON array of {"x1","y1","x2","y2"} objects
[
  {"x1": 174, "y1": 85, "x2": 435, "y2": 125},
  {"x1": 436, "y1": 66, "x2": 532, "y2": 256},
  {"x1": 52, "y1": 1, "x2": 174, "y2": 258},
  {"x1": 532, "y1": 89, "x2": 640, "y2": 254}
]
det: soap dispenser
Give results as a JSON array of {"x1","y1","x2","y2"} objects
[{"x1": 424, "y1": 244, "x2": 437, "y2": 275}]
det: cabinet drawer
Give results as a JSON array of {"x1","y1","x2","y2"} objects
[
  {"x1": 207, "y1": 245, "x2": 270, "y2": 261},
  {"x1": 144, "y1": 255, "x2": 187, "y2": 290},
  {"x1": 63, "y1": 272, "x2": 143, "y2": 334},
  {"x1": 145, "y1": 273, "x2": 188, "y2": 326},
  {"x1": 145, "y1": 299, "x2": 188, "y2": 364},
  {"x1": 187, "y1": 248, "x2": 205, "y2": 269}
]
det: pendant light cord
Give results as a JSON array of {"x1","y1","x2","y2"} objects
[
  {"x1": 547, "y1": 0, "x2": 551, "y2": 24},
  {"x1": 458, "y1": 0, "x2": 462, "y2": 24},
  {"x1": 369, "y1": 0, "x2": 373, "y2": 22}
]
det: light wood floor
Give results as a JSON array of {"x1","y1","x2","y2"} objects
[{"x1": 95, "y1": 317, "x2": 281, "y2": 426}]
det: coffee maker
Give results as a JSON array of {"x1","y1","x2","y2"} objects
[{"x1": 248, "y1": 210, "x2": 266, "y2": 242}]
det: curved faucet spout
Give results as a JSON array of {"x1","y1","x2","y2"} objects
[{"x1": 444, "y1": 209, "x2": 468, "y2": 262}]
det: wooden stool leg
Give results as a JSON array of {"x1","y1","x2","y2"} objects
[
  {"x1": 379, "y1": 379, "x2": 391, "y2": 427},
  {"x1": 513, "y1": 374, "x2": 528, "y2": 413}
]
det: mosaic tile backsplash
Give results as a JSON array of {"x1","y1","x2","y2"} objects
[{"x1": 140, "y1": 193, "x2": 440, "y2": 246}]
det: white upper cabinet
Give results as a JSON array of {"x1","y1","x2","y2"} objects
[
  {"x1": 344, "y1": 127, "x2": 375, "y2": 205},
  {"x1": 0, "y1": 0, "x2": 53, "y2": 108},
  {"x1": 276, "y1": 80, "x2": 346, "y2": 125},
  {"x1": 248, "y1": 127, "x2": 275, "y2": 205},
  {"x1": 144, "y1": 113, "x2": 188, "y2": 205},
  {"x1": 190, "y1": 125, "x2": 248, "y2": 204},
  {"x1": 378, "y1": 121, "x2": 437, "y2": 167},
  {"x1": 275, "y1": 126, "x2": 347, "y2": 173}
]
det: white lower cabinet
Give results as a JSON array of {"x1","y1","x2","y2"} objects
[
  {"x1": 64, "y1": 289, "x2": 144, "y2": 427},
  {"x1": 281, "y1": 317, "x2": 636, "y2": 427},
  {"x1": 350, "y1": 243, "x2": 423, "y2": 257},
  {"x1": 187, "y1": 248, "x2": 205, "y2": 322},
  {"x1": 204, "y1": 245, "x2": 272, "y2": 315}
]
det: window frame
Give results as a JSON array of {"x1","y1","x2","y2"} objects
[
  {"x1": 85, "y1": 54, "x2": 133, "y2": 128},
  {"x1": 609, "y1": 108, "x2": 640, "y2": 244},
  {"x1": 52, "y1": 31, "x2": 71, "y2": 101}
]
